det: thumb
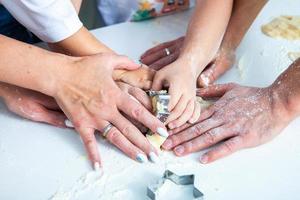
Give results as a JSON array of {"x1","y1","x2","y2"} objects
[
  {"x1": 111, "y1": 55, "x2": 141, "y2": 71},
  {"x1": 196, "y1": 83, "x2": 237, "y2": 98},
  {"x1": 151, "y1": 73, "x2": 164, "y2": 91}
]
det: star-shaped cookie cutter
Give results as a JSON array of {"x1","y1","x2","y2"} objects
[{"x1": 147, "y1": 170, "x2": 204, "y2": 200}]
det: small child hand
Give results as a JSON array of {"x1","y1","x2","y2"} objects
[{"x1": 152, "y1": 61, "x2": 201, "y2": 129}]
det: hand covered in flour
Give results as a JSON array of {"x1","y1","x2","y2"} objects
[
  {"x1": 113, "y1": 65, "x2": 156, "y2": 90},
  {"x1": 53, "y1": 53, "x2": 167, "y2": 168},
  {"x1": 140, "y1": 37, "x2": 235, "y2": 87},
  {"x1": 0, "y1": 83, "x2": 66, "y2": 127},
  {"x1": 197, "y1": 48, "x2": 235, "y2": 87},
  {"x1": 151, "y1": 59, "x2": 201, "y2": 129},
  {"x1": 163, "y1": 83, "x2": 292, "y2": 163}
]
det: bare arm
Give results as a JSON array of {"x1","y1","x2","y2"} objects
[
  {"x1": 0, "y1": 35, "x2": 72, "y2": 96},
  {"x1": 48, "y1": 27, "x2": 113, "y2": 56},
  {"x1": 164, "y1": 58, "x2": 300, "y2": 163},
  {"x1": 178, "y1": 0, "x2": 233, "y2": 75},
  {"x1": 221, "y1": 0, "x2": 268, "y2": 51},
  {"x1": 271, "y1": 58, "x2": 300, "y2": 118},
  {"x1": 0, "y1": 35, "x2": 168, "y2": 168}
]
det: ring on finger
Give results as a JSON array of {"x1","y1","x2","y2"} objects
[
  {"x1": 102, "y1": 123, "x2": 114, "y2": 138},
  {"x1": 165, "y1": 48, "x2": 171, "y2": 56}
]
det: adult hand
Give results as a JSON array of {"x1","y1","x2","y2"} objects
[
  {"x1": 140, "y1": 37, "x2": 236, "y2": 87},
  {"x1": 53, "y1": 53, "x2": 167, "y2": 168},
  {"x1": 140, "y1": 37, "x2": 184, "y2": 70},
  {"x1": 197, "y1": 48, "x2": 235, "y2": 87},
  {"x1": 163, "y1": 83, "x2": 292, "y2": 163},
  {"x1": 113, "y1": 65, "x2": 156, "y2": 90},
  {"x1": 151, "y1": 59, "x2": 201, "y2": 129},
  {"x1": 0, "y1": 83, "x2": 66, "y2": 127},
  {"x1": 116, "y1": 81, "x2": 152, "y2": 134}
]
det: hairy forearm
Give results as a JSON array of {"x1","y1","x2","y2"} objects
[
  {"x1": 221, "y1": 0, "x2": 267, "y2": 50},
  {"x1": 178, "y1": 0, "x2": 233, "y2": 75},
  {"x1": 0, "y1": 35, "x2": 74, "y2": 96},
  {"x1": 271, "y1": 58, "x2": 300, "y2": 120}
]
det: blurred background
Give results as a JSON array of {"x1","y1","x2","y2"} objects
[{"x1": 79, "y1": 0, "x2": 104, "y2": 29}]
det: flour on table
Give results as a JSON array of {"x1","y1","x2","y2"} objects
[
  {"x1": 236, "y1": 55, "x2": 246, "y2": 80},
  {"x1": 261, "y1": 16, "x2": 300, "y2": 40},
  {"x1": 50, "y1": 170, "x2": 107, "y2": 200}
]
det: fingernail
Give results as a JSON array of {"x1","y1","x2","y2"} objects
[
  {"x1": 94, "y1": 162, "x2": 101, "y2": 171},
  {"x1": 168, "y1": 123, "x2": 175, "y2": 129},
  {"x1": 200, "y1": 155, "x2": 208, "y2": 164},
  {"x1": 174, "y1": 146, "x2": 185, "y2": 155},
  {"x1": 136, "y1": 153, "x2": 148, "y2": 163},
  {"x1": 157, "y1": 127, "x2": 169, "y2": 138},
  {"x1": 65, "y1": 119, "x2": 74, "y2": 128},
  {"x1": 163, "y1": 139, "x2": 173, "y2": 149},
  {"x1": 149, "y1": 152, "x2": 160, "y2": 163},
  {"x1": 200, "y1": 74, "x2": 210, "y2": 86}
]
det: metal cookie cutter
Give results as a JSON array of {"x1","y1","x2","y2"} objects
[{"x1": 147, "y1": 170, "x2": 204, "y2": 200}]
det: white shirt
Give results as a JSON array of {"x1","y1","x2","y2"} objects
[{"x1": 0, "y1": 0, "x2": 83, "y2": 43}]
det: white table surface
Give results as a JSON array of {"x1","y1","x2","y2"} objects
[{"x1": 1, "y1": 0, "x2": 300, "y2": 199}]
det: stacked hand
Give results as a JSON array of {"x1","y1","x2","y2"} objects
[
  {"x1": 51, "y1": 53, "x2": 168, "y2": 168},
  {"x1": 0, "y1": 83, "x2": 66, "y2": 127},
  {"x1": 163, "y1": 83, "x2": 291, "y2": 163},
  {"x1": 140, "y1": 36, "x2": 235, "y2": 87}
]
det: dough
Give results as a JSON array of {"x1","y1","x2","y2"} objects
[
  {"x1": 261, "y1": 16, "x2": 300, "y2": 40},
  {"x1": 197, "y1": 96, "x2": 215, "y2": 110},
  {"x1": 147, "y1": 96, "x2": 215, "y2": 152},
  {"x1": 288, "y1": 52, "x2": 300, "y2": 61}
]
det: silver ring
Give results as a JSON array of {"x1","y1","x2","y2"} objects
[
  {"x1": 165, "y1": 48, "x2": 171, "y2": 56},
  {"x1": 102, "y1": 123, "x2": 113, "y2": 138}
]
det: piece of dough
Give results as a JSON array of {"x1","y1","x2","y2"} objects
[
  {"x1": 197, "y1": 96, "x2": 215, "y2": 110},
  {"x1": 288, "y1": 52, "x2": 300, "y2": 61},
  {"x1": 261, "y1": 16, "x2": 300, "y2": 40},
  {"x1": 147, "y1": 96, "x2": 215, "y2": 152}
]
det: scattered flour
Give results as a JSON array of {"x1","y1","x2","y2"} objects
[
  {"x1": 236, "y1": 55, "x2": 247, "y2": 80},
  {"x1": 49, "y1": 150, "x2": 199, "y2": 200}
]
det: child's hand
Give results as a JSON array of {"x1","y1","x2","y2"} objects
[
  {"x1": 152, "y1": 60, "x2": 201, "y2": 129},
  {"x1": 113, "y1": 65, "x2": 156, "y2": 90}
]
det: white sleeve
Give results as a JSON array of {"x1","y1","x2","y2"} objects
[{"x1": 0, "y1": 0, "x2": 83, "y2": 43}]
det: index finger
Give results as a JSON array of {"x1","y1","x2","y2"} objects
[
  {"x1": 77, "y1": 126, "x2": 101, "y2": 170},
  {"x1": 117, "y1": 93, "x2": 169, "y2": 138}
]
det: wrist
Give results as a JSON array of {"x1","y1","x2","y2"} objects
[
  {"x1": 269, "y1": 83, "x2": 300, "y2": 123},
  {"x1": 39, "y1": 53, "x2": 80, "y2": 97},
  {"x1": 175, "y1": 56, "x2": 206, "y2": 79}
]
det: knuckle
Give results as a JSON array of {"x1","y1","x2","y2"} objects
[
  {"x1": 183, "y1": 142, "x2": 193, "y2": 152},
  {"x1": 224, "y1": 140, "x2": 235, "y2": 152},
  {"x1": 193, "y1": 124, "x2": 203, "y2": 136},
  {"x1": 131, "y1": 106, "x2": 145, "y2": 119},
  {"x1": 107, "y1": 129, "x2": 121, "y2": 143},
  {"x1": 203, "y1": 131, "x2": 217, "y2": 145},
  {"x1": 170, "y1": 135, "x2": 180, "y2": 146},
  {"x1": 120, "y1": 126, "x2": 131, "y2": 137},
  {"x1": 82, "y1": 134, "x2": 94, "y2": 146}
]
